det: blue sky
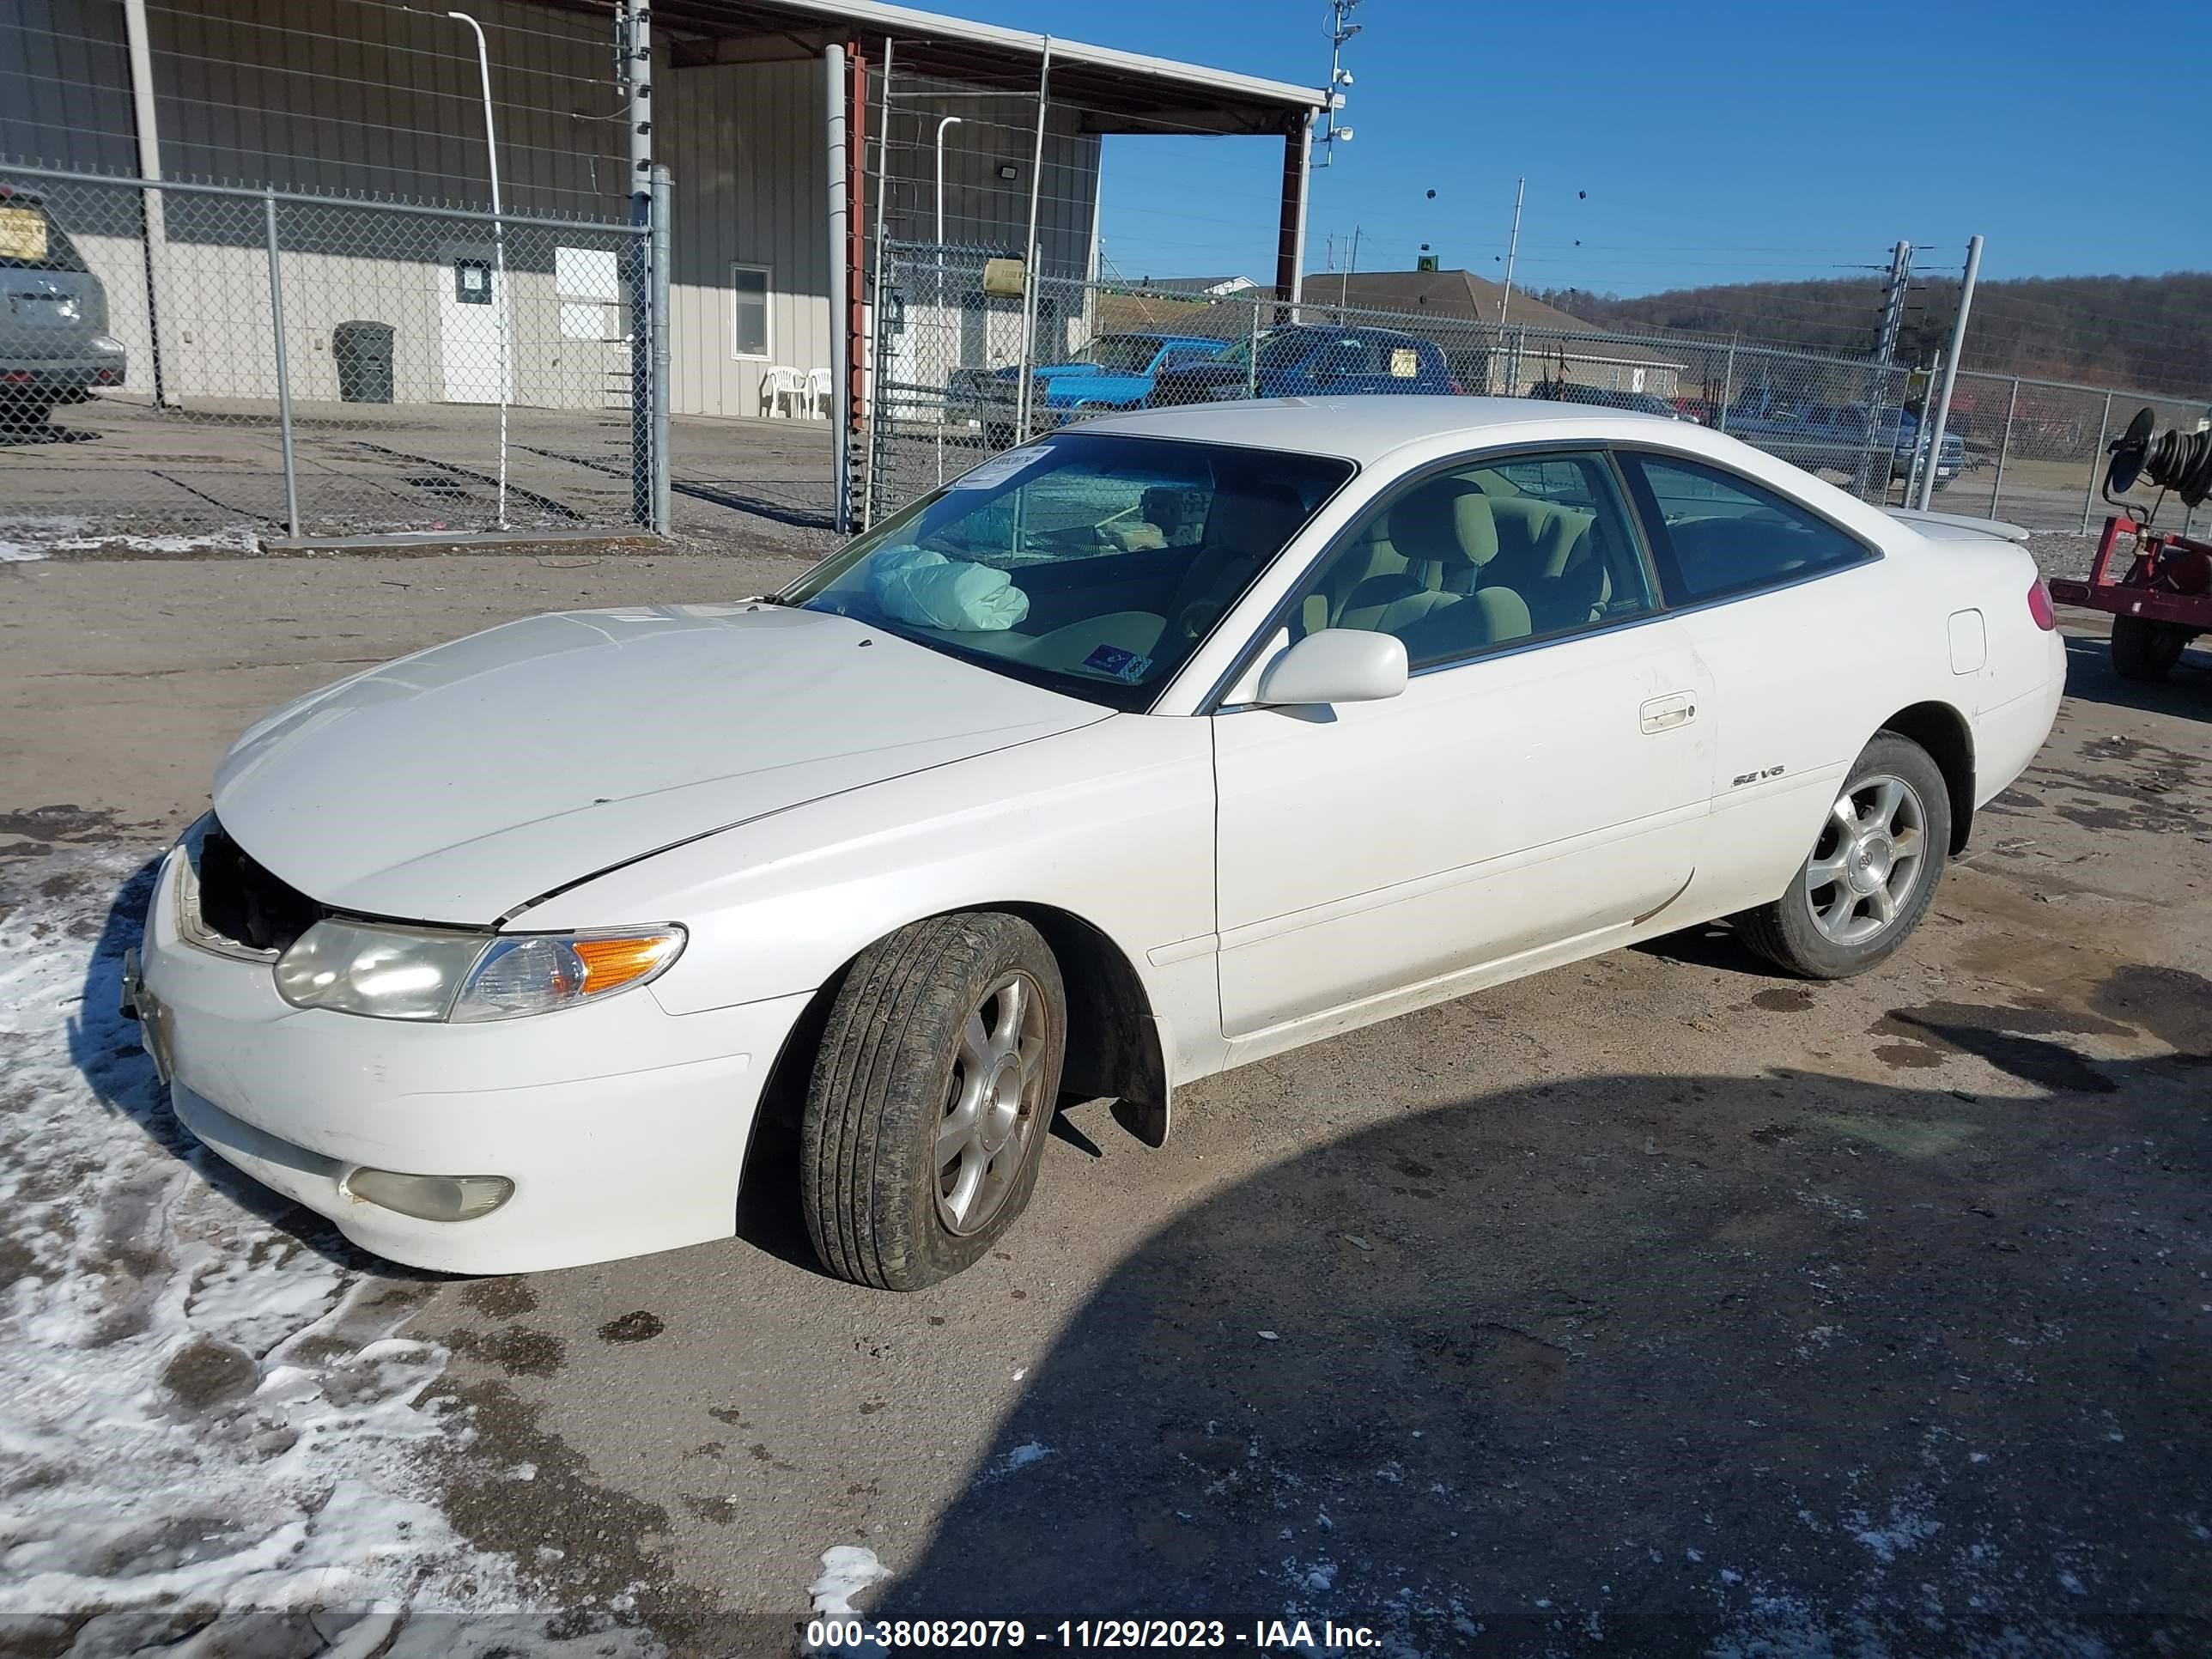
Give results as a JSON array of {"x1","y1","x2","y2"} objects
[{"x1": 942, "y1": 0, "x2": 2212, "y2": 295}]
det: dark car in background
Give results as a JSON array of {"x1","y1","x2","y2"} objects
[
  {"x1": 1523, "y1": 380, "x2": 1689, "y2": 420},
  {"x1": 1146, "y1": 324, "x2": 1459, "y2": 407},
  {"x1": 1, "y1": 185, "x2": 126, "y2": 430}
]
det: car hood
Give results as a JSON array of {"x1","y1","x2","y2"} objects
[{"x1": 213, "y1": 604, "x2": 1108, "y2": 924}]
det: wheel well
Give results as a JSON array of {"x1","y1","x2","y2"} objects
[
  {"x1": 1880, "y1": 702, "x2": 1975, "y2": 853},
  {"x1": 743, "y1": 903, "x2": 1167, "y2": 1172},
  {"x1": 998, "y1": 902, "x2": 1167, "y2": 1116}
]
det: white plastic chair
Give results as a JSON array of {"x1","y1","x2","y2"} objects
[
  {"x1": 806, "y1": 366, "x2": 833, "y2": 420},
  {"x1": 759, "y1": 366, "x2": 806, "y2": 418}
]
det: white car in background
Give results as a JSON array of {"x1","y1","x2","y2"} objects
[{"x1": 127, "y1": 399, "x2": 2065, "y2": 1289}]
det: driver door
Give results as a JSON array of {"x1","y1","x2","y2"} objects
[{"x1": 1209, "y1": 449, "x2": 1713, "y2": 1044}]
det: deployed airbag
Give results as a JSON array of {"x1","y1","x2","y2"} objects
[{"x1": 867, "y1": 546, "x2": 1030, "y2": 632}]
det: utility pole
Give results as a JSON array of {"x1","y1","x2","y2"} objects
[
  {"x1": 1916, "y1": 234, "x2": 1984, "y2": 513},
  {"x1": 1498, "y1": 177, "x2": 1524, "y2": 324},
  {"x1": 1874, "y1": 240, "x2": 1911, "y2": 365},
  {"x1": 1314, "y1": 0, "x2": 1360, "y2": 168},
  {"x1": 1340, "y1": 225, "x2": 1360, "y2": 307}
]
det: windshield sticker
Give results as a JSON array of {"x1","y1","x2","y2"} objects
[
  {"x1": 1390, "y1": 348, "x2": 1419, "y2": 379},
  {"x1": 1082, "y1": 644, "x2": 1152, "y2": 684},
  {"x1": 949, "y1": 446, "x2": 1055, "y2": 491}
]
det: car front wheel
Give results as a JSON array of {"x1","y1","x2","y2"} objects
[
  {"x1": 801, "y1": 912, "x2": 1066, "y2": 1290},
  {"x1": 1733, "y1": 733, "x2": 1950, "y2": 979}
]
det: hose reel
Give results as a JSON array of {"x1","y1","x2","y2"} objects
[{"x1": 2106, "y1": 407, "x2": 2212, "y2": 509}]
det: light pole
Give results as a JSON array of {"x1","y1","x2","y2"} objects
[
  {"x1": 1498, "y1": 176, "x2": 1524, "y2": 325},
  {"x1": 416, "y1": 7, "x2": 510, "y2": 527}
]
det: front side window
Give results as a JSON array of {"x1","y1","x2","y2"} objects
[
  {"x1": 1624, "y1": 453, "x2": 1869, "y2": 604},
  {"x1": 783, "y1": 433, "x2": 1354, "y2": 709},
  {"x1": 730, "y1": 264, "x2": 770, "y2": 358},
  {"x1": 1068, "y1": 335, "x2": 1161, "y2": 374},
  {"x1": 1281, "y1": 449, "x2": 1656, "y2": 671}
]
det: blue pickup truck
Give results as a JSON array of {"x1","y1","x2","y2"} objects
[{"x1": 949, "y1": 332, "x2": 1229, "y2": 442}]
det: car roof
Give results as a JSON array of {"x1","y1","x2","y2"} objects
[
  {"x1": 1076, "y1": 395, "x2": 1689, "y2": 463},
  {"x1": 1279, "y1": 323, "x2": 1428, "y2": 345}
]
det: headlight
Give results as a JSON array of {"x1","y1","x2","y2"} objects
[{"x1": 274, "y1": 918, "x2": 684, "y2": 1022}]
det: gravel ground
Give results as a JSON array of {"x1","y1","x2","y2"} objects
[{"x1": 0, "y1": 548, "x2": 2207, "y2": 1656}]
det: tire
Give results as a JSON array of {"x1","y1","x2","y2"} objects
[
  {"x1": 801, "y1": 912, "x2": 1066, "y2": 1290},
  {"x1": 1734, "y1": 732, "x2": 1951, "y2": 980},
  {"x1": 2111, "y1": 615, "x2": 2187, "y2": 683}
]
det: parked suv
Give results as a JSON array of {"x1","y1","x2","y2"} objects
[
  {"x1": 1524, "y1": 380, "x2": 1688, "y2": 420},
  {"x1": 1, "y1": 186, "x2": 127, "y2": 430},
  {"x1": 1146, "y1": 325, "x2": 1458, "y2": 407}
]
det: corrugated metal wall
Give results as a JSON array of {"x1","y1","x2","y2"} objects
[
  {"x1": 661, "y1": 58, "x2": 830, "y2": 421},
  {"x1": 3, "y1": 2, "x2": 1110, "y2": 419}
]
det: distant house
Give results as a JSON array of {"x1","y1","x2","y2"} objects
[{"x1": 1319, "y1": 270, "x2": 1686, "y2": 399}]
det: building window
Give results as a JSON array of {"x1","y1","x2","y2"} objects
[{"x1": 730, "y1": 264, "x2": 770, "y2": 359}]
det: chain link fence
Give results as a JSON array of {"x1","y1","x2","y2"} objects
[
  {"x1": 1942, "y1": 370, "x2": 2209, "y2": 538},
  {"x1": 2, "y1": 167, "x2": 651, "y2": 550},
  {"x1": 862, "y1": 243, "x2": 2205, "y2": 542}
]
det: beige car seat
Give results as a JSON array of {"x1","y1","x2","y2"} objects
[{"x1": 1351, "y1": 479, "x2": 1533, "y2": 659}]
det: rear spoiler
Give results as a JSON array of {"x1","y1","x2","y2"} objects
[{"x1": 1881, "y1": 507, "x2": 2033, "y2": 544}]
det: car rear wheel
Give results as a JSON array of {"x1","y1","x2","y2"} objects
[
  {"x1": 2111, "y1": 616, "x2": 2190, "y2": 683},
  {"x1": 801, "y1": 912, "x2": 1066, "y2": 1290},
  {"x1": 1733, "y1": 733, "x2": 1950, "y2": 980}
]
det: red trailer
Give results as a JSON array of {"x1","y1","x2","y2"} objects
[
  {"x1": 2049, "y1": 410, "x2": 2212, "y2": 682},
  {"x1": 2048, "y1": 515, "x2": 2211, "y2": 682}
]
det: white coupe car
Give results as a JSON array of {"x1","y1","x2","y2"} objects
[{"x1": 127, "y1": 399, "x2": 2064, "y2": 1288}]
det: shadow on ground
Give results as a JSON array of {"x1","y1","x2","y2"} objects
[
  {"x1": 874, "y1": 1002, "x2": 2212, "y2": 1655},
  {"x1": 2059, "y1": 630, "x2": 2212, "y2": 723}
]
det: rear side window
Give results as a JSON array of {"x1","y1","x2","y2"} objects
[
  {"x1": 1624, "y1": 453, "x2": 1869, "y2": 605},
  {"x1": 0, "y1": 201, "x2": 88, "y2": 271}
]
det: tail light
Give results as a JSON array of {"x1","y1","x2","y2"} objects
[
  {"x1": 1446, "y1": 379, "x2": 1464, "y2": 396},
  {"x1": 2027, "y1": 576, "x2": 2056, "y2": 630}
]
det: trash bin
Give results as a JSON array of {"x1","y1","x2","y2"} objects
[{"x1": 332, "y1": 321, "x2": 394, "y2": 404}]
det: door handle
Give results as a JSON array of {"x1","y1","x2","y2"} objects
[{"x1": 1639, "y1": 692, "x2": 1698, "y2": 734}]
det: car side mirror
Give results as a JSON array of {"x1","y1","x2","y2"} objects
[{"x1": 1253, "y1": 629, "x2": 1408, "y2": 707}]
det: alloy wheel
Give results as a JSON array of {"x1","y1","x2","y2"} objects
[
  {"x1": 1804, "y1": 774, "x2": 1929, "y2": 947},
  {"x1": 935, "y1": 969, "x2": 1050, "y2": 1236}
]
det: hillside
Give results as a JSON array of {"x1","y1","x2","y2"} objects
[{"x1": 1533, "y1": 271, "x2": 2212, "y2": 398}]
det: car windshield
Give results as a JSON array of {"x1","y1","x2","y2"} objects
[
  {"x1": 1067, "y1": 336, "x2": 1163, "y2": 374},
  {"x1": 782, "y1": 433, "x2": 1356, "y2": 711}
]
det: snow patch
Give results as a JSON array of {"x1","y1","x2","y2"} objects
[
  {"x1": 808, "y1": 1545, "x2": 892, "y2": 1619},
  {"x1": 1848, "y1": 1504, "x2": 1942, "y2": 1563},
  {"x1": 0, "y1": 857, "x2": 643, "y2": 1651},
  {"x1": 0, "y1": 519, "x2": 258, "y2": 559}
]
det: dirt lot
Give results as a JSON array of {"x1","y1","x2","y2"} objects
[
  {"x1": 0, "y1": 548, "x2": 2207, "y2": 1656},
  {"x1": 0, "y1": 395, "x2": 839, "y2": 556}
]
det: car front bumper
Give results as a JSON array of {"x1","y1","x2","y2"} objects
[{"x1": 131, "y1": 850, "x2": 812, "y2": 1275}]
